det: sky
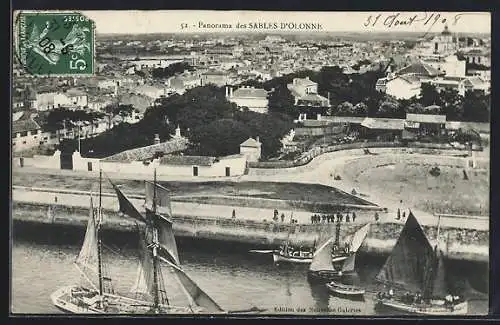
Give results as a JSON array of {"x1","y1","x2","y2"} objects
[{"x1": 81, "y1": 11, "x2": 491, "y2": 35}]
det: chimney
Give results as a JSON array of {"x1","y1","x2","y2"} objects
[
  {"x1": 225, "y1": 86, "x2": 229, "y2": 97},
  {"x1": 230, "y1": 87, "x2": 233, "y2": 97},
  {"x1": 256, "y1": 136, "x2": 260, "y2": 143},
  {"x1": 154, "y1": 134, "x2": 160, "y2": 145},
  {"x1": 175, "y1": 125, "x2": 181, "y2": 137}
]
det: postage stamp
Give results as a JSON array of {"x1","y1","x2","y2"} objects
[{"x1": 14, "y1": 11, "x2": 94, "y2": 76}]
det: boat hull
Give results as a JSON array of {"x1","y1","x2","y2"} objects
[
  {"x1": 326, "y1": 282, "x2": 365, "y2": 297},
  {"x1": 273, "y1": 253, "x2": 312, "y2": 264},
  {"x1": 51, "y1": 285, "x2": 207, "y2": 314},
  {"x1": 307, "y1": 270, "x2": 342, "y2": 283},
  {"x1": 273, "y1": 253, "x2": 348, "y2": 265},
  {"x1": 376, "y1": 298, "x2": 468, "y2": 315}
]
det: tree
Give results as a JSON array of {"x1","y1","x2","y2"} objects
[
  {"x1": 377, "y1": 97, "x2": 403, "y2": 118},
  {"x1": 439, "y1": 88, "x2": 463, "y2": 120},
  {"x1": 420, "y1": 83, "x2": 442, "y2": 107},
  {"x1": 335, "y1": 101, "x2": 355, "y2": 115},
  {"x1": 189, "y1": 119, "x2": 252, "y2": 157},
  {"x1": 267, "y1": 85, "x2": 297, "y2": 117},
  {"x1": 353, "y1": 102, "x2": 368, "y2": 116},
  {"x1": 406, "y1": 102, "x2": 424, "y2": 114},
  {"x1": 462, "y1": 90, "x2": 490, "y2": 122},
  {"x1": 151, "y1": 62, "x2": 194, "y2": 79}
]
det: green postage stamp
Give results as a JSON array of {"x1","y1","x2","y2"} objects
[{"x1": 14, "y1": 11, "x2": 95, "y2": 76}]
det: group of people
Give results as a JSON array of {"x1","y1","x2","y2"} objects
[
  {"x1": 310, "y1": 212, "x2": 357, "y2": 224},
  {"x1": 272, "y1": 209, "x2": 287, "y2": 223}
]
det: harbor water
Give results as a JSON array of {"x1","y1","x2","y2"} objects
[{"x1": 11, "y1": 223, "x2": 489, "y2": 315}]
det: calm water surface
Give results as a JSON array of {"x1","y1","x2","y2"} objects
[{"x1": 11, "y1": 224, "x2": 488, "y2": 315}]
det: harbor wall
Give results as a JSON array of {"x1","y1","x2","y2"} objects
[{"x1": 12, "y1": 201, "x2": 488, "y2": 263}]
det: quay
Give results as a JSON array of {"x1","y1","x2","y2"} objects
[{"x1": 12, "y1": 187, "x2": 488, "y2": 263}]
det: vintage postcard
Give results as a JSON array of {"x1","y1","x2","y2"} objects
[{"x1": 11, "y1": 10, "x2": 490, "y2": 316}]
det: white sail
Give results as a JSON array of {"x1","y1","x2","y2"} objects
[
  {"x1": 75, "y1": 195, "x2": 99, "y2": 277},
  {"x1": 309, "y1": 237, "x2": 335, "y2": 272},
  {"x1": 349, "y1": 223, "x2": 371, "y2": 253}
]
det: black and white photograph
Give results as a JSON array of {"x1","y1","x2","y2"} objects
[{"x1": 11, "y1": 10, "x2": 490, "y2": 316}]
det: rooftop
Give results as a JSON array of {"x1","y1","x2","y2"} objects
[
  {"x1": 232, "y1": 87, "x2": 268, "y2": 98},
  {"x1": 240, "y1": 137, "x2": 261, "y2": 147},
  {"x1": 406, "y1": 113, "x2": 446, "y2": 124},
  {"x1": 13, "y1": 118, "x2": 41, "y2": 134},
  {"x1": 361, "y1": 117, "x2": 405, "y2": 130},
  {"x1": 397, "y1": 62, "x2": 443, "y2": 77},
  {"x1": 159, "y1": 155, "x2": 216, "y2": 166}
]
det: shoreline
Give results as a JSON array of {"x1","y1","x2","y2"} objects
[{"x1": 12, "y1": 196, "x2": 488, "y2": 263}]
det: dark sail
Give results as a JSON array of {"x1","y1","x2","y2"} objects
[
  {"x1": 145, "y1": 181, "x2": 172, "y2": 216},
  {"x1": 167, "y1": 261, "x2": 225, "y2": 313},
  {"x1": 131, "y1": 227, "x2": 156, "y2": 298},
  {"x1": 375, "y1": 212, "x2": 438, "y2": 295},
  {"x1": 429, "y1": 247, "x2": 448, "y2": 298},
  {"x1": 109, "y1": 179, "x2": 147, "y2": 223},
  {"x1": 146, "y1": 210, "x2": 180, "y2": 266}
]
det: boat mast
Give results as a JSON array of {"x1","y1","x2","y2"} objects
[
  {"x1": 284, "y1": 212, "x2": 293, "y2": 251},
  {"x1": 151, "y1": 168, "x2": 161, "y2": 312},
  {"x1": 334, "y1": 217, "x2": 341, "y2": 248},
  {"x1": 97, "y1": 169, "x2": 104, "y2": 298}
]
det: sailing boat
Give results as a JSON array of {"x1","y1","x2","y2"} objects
[
  {"x1": 326, "y1": 223, "x2": 371, "y2": 297},
  {"x1": 307, "y1": 222, "x2": 370, "y2": 283},
  {"x1": 51, "y1": 170, "x2": 265, "y2": 314},
  {"x1": 374, "y1": 212, "x2": 468, "y2": 315},
  {"x1": 272, "y1": 213, "x2": 314, "y2": 264}
]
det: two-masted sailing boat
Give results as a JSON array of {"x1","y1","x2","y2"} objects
[
  {"x1": 326, "y1": 223, "x2": 371, "y2": 297},
  {"x1": 51, "y1": 170, "x2": 264, "y2": 314},
  {"x1": 308, "y1": 223, "x2": 371, "y2": 283},
  {"x1": 375, "y1": 212, "x2": 468, "y2": 315}
]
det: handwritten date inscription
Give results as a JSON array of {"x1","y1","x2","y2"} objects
[{"x1": 363, "y1": 12, "x2": 464, "y2": 30}]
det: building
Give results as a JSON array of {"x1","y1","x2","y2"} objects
[
  {"x1": 201, "y1": 70, "x2": 229, "y2": 87},
  {"x1": 130, "y1": 84, "x2": 166, "y2": 100},
  {"x1": 421, "y1": 55, "x2": 466, "y2": 78},
  {"x1": 384, "y1": 75, "x2": 422, "y2": 99},
  {"x1": 462, "y1": 49, "x2": 490, "y2": 68},
  {"x1": 35, "y1": 89, "x2": 88, "y2": 111},
  {"x1": 226, "y1": 86, "x2": 269, "y2": 114},
  {"x1": 239, "y1": 137, "x2": 262, "y2": 162},
  {"x1": 431, "y1": 25, "x2": 458, "y2": 55},
  {"x1": 287, "y1": 77, "x2": 330, "y2": 107},
  {"x1": 405, "y1": 113, "x2": 446, "y2": 136},
  {"x1": 360, "y1": 117, "x2": 405, "y2": 141},
  {"x1": 167, "y1": 73, "x2": 202, "y2": 94},
  {"x1": 12, "y1": 117, "x2": 45, "y2": 152}
]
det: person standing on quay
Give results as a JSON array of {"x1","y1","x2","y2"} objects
[
  {"x1": 397, "y1": 208, "x2": 401, "y2": 220},
  {"x1": 352, "y1": 212, "x2": 356, "y2": 222},
  {"x1": 232, "y1": 209, "x2": 236, "y2": 219},
  {"x1": 281, "y1": 213, "x2": 285, "y2": 223}
]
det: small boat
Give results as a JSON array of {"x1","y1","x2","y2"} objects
[
  {"x1": 51, "y1": 170, "x2": 265, "y2": 315},
  {"x1": 308, "y1": 223, "x2": 371, "y2": 283},
  {"x1": 374, "y1": 212, "x2": 469, "y2": 315},
  {"x1": 326, "y1": 281, "x2": 365, "y2": 297},
  {"x1": 327, "y1": 223, "x2": 371, "y2": 298}
]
